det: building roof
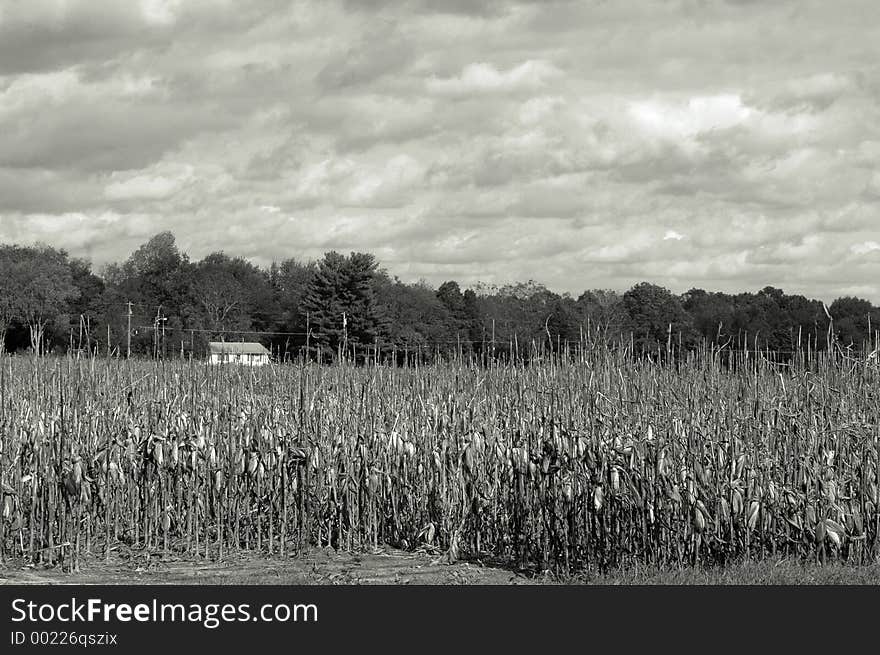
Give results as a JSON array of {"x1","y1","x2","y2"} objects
[{"x1": 208, "y1": 342, "x2": 270, "y2": 355}]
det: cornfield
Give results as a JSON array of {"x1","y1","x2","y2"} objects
[{"x1": 1, "y1": 346, "x2": 878, "y2": 574}]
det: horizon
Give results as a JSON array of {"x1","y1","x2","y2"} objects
[
  {"x1": 0, "y1": 231, "x2": 865, "y2": 307},
  {"x1": 1, "y1": 1, "x2": 879, "y2": 302}
]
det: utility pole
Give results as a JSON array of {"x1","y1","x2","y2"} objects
[
  {"x1": 342, "y1": 312, "x2": 348, "y2": 362},
  {"x1": 154, "y1": 305, "x2": 162, "y2": 360},
  {"x1": 305, "y1": 312, "x2": 310, "y2": 363},
  {"x1": 491, "y1": 318, "x2": 495, "y2": 363},
  {"x1": 126, "y1": 302, "x2": 133, "y2": 358}
]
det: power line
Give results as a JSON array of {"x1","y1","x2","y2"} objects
[
  {"x1": 126, "y1": 324, "x2": 857, "y2": 353},
  {"x1": 132, "y1": 325, "x2": 312, "y2": 337}
]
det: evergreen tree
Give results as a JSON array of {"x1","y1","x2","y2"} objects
[{"x1": 301, "y1": 251, "x2": 388, "y2": 356}]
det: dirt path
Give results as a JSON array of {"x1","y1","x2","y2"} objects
[{"x1": 0, "y1": 546, "x2": 542, "y2": 585}]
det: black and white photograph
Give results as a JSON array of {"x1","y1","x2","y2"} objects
[{"x1": 1, "y1": 0, "x2": 879, "y2": 642}]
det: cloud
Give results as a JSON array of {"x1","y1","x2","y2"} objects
[
  {"x1": 426, "y1": 60, "x2": 562, "y2": 95},
  {"x1": 0, "y1": 0, "x2": 878, "y2": 301},
  {"x1": 628, "y1": 94, "x2": 752, "y2": 140},
  {"x1": 851, "y1": 241, "x2": 880, "y2": 256},
  {"x1": 104, "y1": 164, "x2": 194, "y2": 201},
  {"x1": 342, "y1": 154, "x2": 427, "y2": 208},
  {"x1": 315, "y1": 23, "x2": 415, "y2": 91},
  {"x1": 140, "y1": 0, "x2": 183, "y2": 26},
  {"x1": 0, "y1": 168, "x2": 103, "y2": 213},
  {"x1": 757, "y1": 72, "x2": 856, "y2": 113},
  {"x1": 0, "y1": 70, "x2": 238, "y2": 171},
  {"x1": 0, "y1": 1, "x2": 170, "y2": 75}
]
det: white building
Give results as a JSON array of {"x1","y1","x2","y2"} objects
[{"x1": 207, "y1": 342, "x2": 271, "y2": 366}]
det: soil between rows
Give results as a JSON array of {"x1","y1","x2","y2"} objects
[
  {"x1": 3, "y1": 548, "x2": 880, "y2": 585},
  {"x1": 0, "y1": 546, "x2": 541, "y2": 585}
]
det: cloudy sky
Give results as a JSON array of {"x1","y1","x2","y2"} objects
[{"x1": 1, "y1": 0, "x2": 879, "y2": 300}]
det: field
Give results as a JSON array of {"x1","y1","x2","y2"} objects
[{"x1": 1, "y1": 347, "x2": 879, "y2": 583}]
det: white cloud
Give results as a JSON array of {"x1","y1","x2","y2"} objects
[
  {"x1": 518, "y1": 96, "x2": 564, "y2": 125},
  {"x1": 139, "y1": 0, "x2": 181, "y2": 25},
  {"x1": 426, "y1": 60, "x2": 562, "y2": 95},
  {"x1": 628, "y1": 94, "x2": 752, "y2": 140},
  {"x1": 104, "y1": 164, "x2": 193, "y2": 200},
  {"x1": 851, "y1": 241, "x2": 880, "y2": 256}
]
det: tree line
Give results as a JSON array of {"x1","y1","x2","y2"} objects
[{"x1": 0, "y1": 231, "x2": 877, "y2": 360}]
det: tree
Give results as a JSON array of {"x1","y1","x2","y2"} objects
[
  {"x1": 377, "y1": 277, "x2": 454, "y2": 353},
  {"x1": 830, "y1": 296, "x2": 878, "y2": 348},
  {"x1": 623, "y1": 282, "x2": 695, "y2": 354},
  {"x1": 105, "y1": 232, "x2": 192, "y2": 355},
  {"x1": 437, "y1": 281, "x2": 483, "y2": 349},
  {"x1": 193, "y1": 257, "x2": 249, "y2": 333},
  {"x1": 10, "y1": 246, "x2": 79, "y2": 355},
  {"x1": 682, "y1": 288, "x2": 736, "y2": 343},
  {"x1": 750, "y1": 286, "x2": 793, "y2": 351},
  {"x1": 0, "y1": 245, "x2": 25, "y2": 352},
  {"x1": 545, "y1": 294, "x2": 581, "y2": 348},
  {"x1": 301, "y1": 251, "x2": 388, "y2": 357},
  {"x1": 191, "y1": 252, "x2": 273, "y2": 336},
  {"x1": 461, "y1": 289, "x2": 483, "y2": 348},
  {"x1": 474, "y1": 280, "x2": 577, "y2": 356},
  {"x1": 576, "y1": 289, "x2": 625, "y2": 342},
  {"x1": 272, "y1": 258, "x2": 316, "y2": 329},
  {"x1": 65, "y1": 257, "x2": 106, "y2": 352},
  {"x1": 111, "y1": 231, "x2": 190, "y2": 300},
  {"x1": 437, "y1": 281, "x2": 466, "y2": 315},
  {"x1": 782, "y1": 292, "x2": 827, "y2": 350}
]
